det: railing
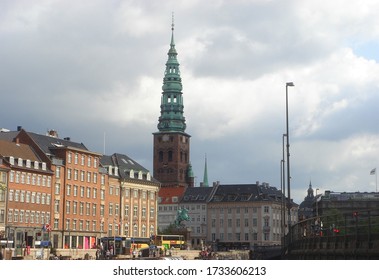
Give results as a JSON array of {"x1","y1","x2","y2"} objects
[{"x1": 285, "y1": 208, "x2": 379, "y2": 259}]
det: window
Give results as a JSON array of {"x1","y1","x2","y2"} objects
[
  {"x1": 80, "y1": 202, "x2": 84, "y2": 215},
  {"x1": 66, "y1": 201, "x2": 70, "y2": 214},
  {"x1": 264, "y1": 206, "x2": 269, "y2": 213},
  {"x1": 228, "y1": 219, "x2": 232, "y2": 227},
  {"x1": 73, "y1": 185, "x2": 78, "y2": 196},
  {"x1": 74, "y1": 153, "x2": 78, "y2": 164},
  {"x1": 55, "y1": 183, "x2": 60, "y2": 195},
  {"x1": 124, "y1": 205, "x2": 129, "y2": 217},
  {"x1": 168, "y1": 151, "x2": 173, "y2": 162},
  {"x1": 68, "y1": 152, "x2": 72, "y2": 163},
  {"x1": 81, "y1": 155, "x2": 85, "y2": 166},
  {"x1": 73, "y1": 201, "x2": 77, "y2": 214},
  {"x1": 92, "y1": 204, "x2": 97, "y2": 216},
  {"x1": 80, "y1": 186, "x2": 84, "y2": 197},
  {"x1": 93, "y1": 188, "x2": 97, "y2": 199},
  {"x1": 67, "y1": 169, "x2": 72, "y2": 180},
  {"x1": 86, "y1": 187, "x2": 91, "y2": 198},
  {"x1": 55, "y1": 167, "x2": 61, "y2": 178},
  {"x1": 133, "y1": 206, "x2": 138, "y2": 217},
  {"x1": 66, "y1": 185, "x2": 71, "y2": 196},
  {"x1": 54, "y1": 200, "x2": 60, "y2": 213},
  {"x1": 109, "y1": 204, "x2": 113, "y2": 215},
  {"x1": 86, "y1": 203, "x2": 90, "y2": 215},
  {"x1": 150, "y1": 207, "x2": 154, "y2": 218}
]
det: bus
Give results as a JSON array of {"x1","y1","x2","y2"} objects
[{"x1": 152, "y1": 235, "x2": 185, "y2": 250}]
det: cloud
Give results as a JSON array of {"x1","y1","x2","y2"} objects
[{"x1": 0, "y1": 0, "x2": 378, "y2": 205}]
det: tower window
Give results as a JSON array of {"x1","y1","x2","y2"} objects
[
  {"x1": 168, "y1": 151, "x2": 173, "y2": 162},
  {"x1": 173, "y1": 96, "x2": 177, "y2": 103},
  {"x1": 159, "y1": 151, "x2": 163, "y2": 162}
]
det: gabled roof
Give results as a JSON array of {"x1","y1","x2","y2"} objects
[
  {"x1": 159, "y1": 186, "x2": 186, "y2": 205},
  {"x1": 0, "y1": 140, "x2": 41, "y2": 161}
]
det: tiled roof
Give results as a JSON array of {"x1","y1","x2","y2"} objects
[
  {"x1": 181, "y1": 186, "x2": 213, "y2": 203},
  {"x1": 26, "y1": 131, "x2": 88, "y2": 155},
  {"x1": 159, "y1": 186, "x2": 186, "y2": 204},
  {"x1": 209, "y1": 184, "x2": 282, "y2": 203},
  {"x1": 0, "y1": 140, "x2": 41, "y2": 161}
]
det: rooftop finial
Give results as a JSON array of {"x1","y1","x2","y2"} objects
[{"x1": 171, "y1": 12, "x2": 174, "y2": 31}]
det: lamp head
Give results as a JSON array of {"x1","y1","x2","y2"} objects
[{"x1": 286, "y1": 82, "x2": 294, "y2": 87}]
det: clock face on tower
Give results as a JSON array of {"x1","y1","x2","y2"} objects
[{"x1": 162, "y1": 134, "x2": 169, "y2": 142}]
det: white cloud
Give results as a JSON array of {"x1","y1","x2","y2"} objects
[{"x1": 1, "y1": 0, "x2": 378, "y2": 206}]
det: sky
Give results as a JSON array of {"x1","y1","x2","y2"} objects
[{"x1": 1, "y1": 0, "x2": 378, "y2": 205}]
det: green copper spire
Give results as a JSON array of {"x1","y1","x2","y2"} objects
[
  {"x1": 202, "y1": 154, "x2": 209, "y2": 187},
  {"x1": 157, "y1": 16, "x2": 186, "y2": 132}
]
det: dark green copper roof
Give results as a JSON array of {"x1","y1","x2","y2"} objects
[{"x1": 157, "y1": 19, "x2": 186, "y2": 133}]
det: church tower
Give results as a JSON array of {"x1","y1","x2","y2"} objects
[{"x1": 153, "y1": 19, "x2": 194, "y2": 188}]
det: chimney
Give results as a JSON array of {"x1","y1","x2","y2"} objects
[{"x1": 17, "y1": 126, "x2": 22, "y2": 131}]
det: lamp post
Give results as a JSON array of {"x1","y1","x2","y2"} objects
[
  {"x1": 316, "y1": 188, "x2": 319, "y2": 217},
  {"x1": 281, "y1": 133, "x2": 287, "y2": 245},
  {"x1": 285, "y1": 82, "x2": 294, "y2": 238}
]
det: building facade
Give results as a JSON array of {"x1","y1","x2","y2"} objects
[
  {"x1": 0, "y1": 128, "x2": 159, "y2": 251},
  {"x1": 179, "y1": 186, "x2": 213, "y2": 249},
  {"x1": 0, "y1": 139, "x2": 53, "y2": 249},
  {"x1": 206, "y1": 183, "x2": 297, "y2": 250}
]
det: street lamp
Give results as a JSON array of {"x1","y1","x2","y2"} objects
[
  {"x1": 285, "y1": 82, "x2": 294, "y2": 235},
  {"x1": 316, "y1": 188, "x2": 320, "y2": 217},
  {"x1": 281, "y1": 134, "x2": 287, "y2": 244}
]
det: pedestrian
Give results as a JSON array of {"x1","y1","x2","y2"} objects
[{"x1": 0, "y1": 250, "x2": 3, "y2": 260}]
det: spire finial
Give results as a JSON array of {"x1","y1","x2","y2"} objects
[{"x1": 171, "y1": 12, "x2": 174, "y2": 31}]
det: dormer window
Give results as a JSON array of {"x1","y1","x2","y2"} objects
[
  {"x1": 146, "y1": 172, "x2": 151, "y2": 181},
  {"x1": 42, "y1": 162, "x2": 46, "y2": 171},
  {"x1": 18, "y1": 158, "x2": 23, "y2": 167},
  {"x1": 129, "y1": 170, "x2": 134, "y2": 179},
  {"x1": 108, "y1": 166, "x2": 113, "y2": 175},
  {"x1": 9, "y1": 156, "x2": 14, "y2": 165},
  {"x1": 26, "y1": 160, "x2": 31, "y2": 168},
  {"x1": 34, "y1": 161, "x2": 39, "y2": 169},
  {"x1": 138, "y1": 171, "x2": 142, "y2": 180}
]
